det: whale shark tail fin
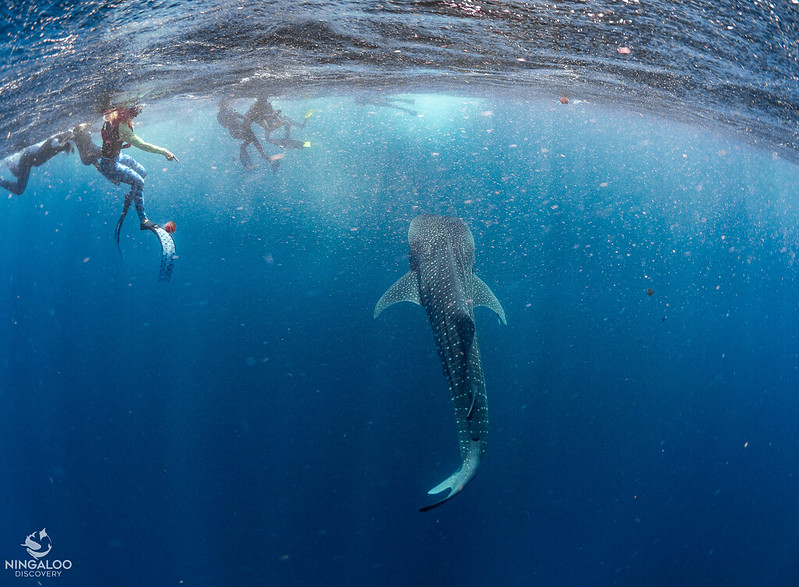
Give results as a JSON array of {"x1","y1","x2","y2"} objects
[{"x1": 419, "y1": 440, "x2": 481, "y2": 512}]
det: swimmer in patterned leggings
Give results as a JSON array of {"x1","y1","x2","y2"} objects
[{"x1": 97, "y1": 105, "x2": 178, "y2": 230}]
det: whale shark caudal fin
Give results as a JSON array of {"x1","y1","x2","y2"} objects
[
  {"x1": 472, "y1": 275, "x2": 507, "y2": 324},
  {"x1": 419, "y1": 439, "x2": 482, "y2": 512},
  {"x1": 373, "y1": 271, "x2": 420, "y2": 318}
]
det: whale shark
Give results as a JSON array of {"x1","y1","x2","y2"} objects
[{"x1": 375, "y1": 214, "x2": 506, "y2": 511}]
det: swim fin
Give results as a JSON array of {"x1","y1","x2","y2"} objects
[
  {"x1": 115, "y1": 203, "x2": 175, "y2": 282},
  {"x1": 267, "y1": 138, "x2": 305, "y2": 150},
  {"x1": 143, "y1": 223, "x2": 176, "y2": 283},
  {"x1": 114, "y1": 199, "x2": 131, "y2": 260}
]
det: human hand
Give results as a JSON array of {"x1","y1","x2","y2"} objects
[{"x1": 165, "y1": 151, "x2": 179, "y2": 162}]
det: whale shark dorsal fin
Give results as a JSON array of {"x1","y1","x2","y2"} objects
[
  {"x1": 471, "y1": 274, "x2": 507, "y2": 325},
  {"x1": 374, "y1": 271, "x2": 421, "y2": 318}
]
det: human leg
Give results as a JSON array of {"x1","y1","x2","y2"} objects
[
  {"x1": 251, "y1": 137, "x2": 267, "y2": 159},
  {"x1": 0, "y1": 174, "x2": 25, "y2": 195},
  {"x1": 239, "y1": 143, "x2": 253, "y2": 169},
  {"x1": 118, "y1": 152, "x2": 147, "y2": 179},
  {"x1": 98, "y1": 155, "x2": 148, "y2": 224},
  {"x1": 0, "y1": 153, "x2": 28, "y2": 195},
  {"x1": 118, "y1": 155, "x2": 152, "y2": 225}
]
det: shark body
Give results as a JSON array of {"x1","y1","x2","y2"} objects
[{"x1": 375, "y1": 214, "x2": 506, "y2": 511}]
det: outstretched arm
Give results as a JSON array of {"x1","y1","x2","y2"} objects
[{"x1": 120, "y1": 124, "x2": 179, "y2": 161}]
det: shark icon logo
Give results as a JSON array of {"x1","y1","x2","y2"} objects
[
  {"x1": 21, "y1": 529, "x2": 51, "y2": 560},
  {"x1": 5, "y1": 527, "x2": 72, "y2": 577}
]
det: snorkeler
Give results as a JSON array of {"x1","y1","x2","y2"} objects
[
  {"x1": 239, "y1": 97, "x2": 313, "y2": 172},
  {"x1": 244, "y1": 97, "x2": 311, "y2": 150},
  {"x1": 95, "y1": 108, "x2": 178, "y2": 282},
  {"x1": 354, "y1": 95, "x2": 418, "y2": 116},
  {"x1": 70, "y1": 123, "x2": 102, "y2": 167},
  {"x1": 97, "y1": 105, "x2": 178, "y2": 231},
  {"x1": 216, "y1": 99, "x2": 268, "y2": 171},
  {"x1": 0, "y1": 131, "x2": 74, "y2": 195}
]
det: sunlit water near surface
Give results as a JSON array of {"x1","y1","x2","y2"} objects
[
  {"x1": 2, "y1": 0, "x2": 798, "y2": 159},
  {"x1": 2, "y1": 2, "x2": 799, "y2": 586}
]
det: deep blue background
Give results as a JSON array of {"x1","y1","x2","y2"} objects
[{"x1": 3, "y1": 96, "x2": 799, "y2": 586}]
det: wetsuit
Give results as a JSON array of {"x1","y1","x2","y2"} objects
[
  {"x1": 97, "y1": 120, "x2": 170, "y2": 225},
  {"x1": 71, "y1": 126, "x2": 101, "y2": 167},
  {"x1": 217, "y1": 101, "x2": 266, "y2": 168},
  {"x1": 245, "y1": 98, "x2": 294, "y2": 139},
  {"x1": 0, "y1": 133, "x2": 71, "y2": 195}
]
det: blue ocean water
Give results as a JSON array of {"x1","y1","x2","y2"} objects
[
  {"x1": 3, "y1": 94, "x2": 799, "y2": 586},
  {"x1": 3, "y1": 2, "x2": 799, "y2": 586}
]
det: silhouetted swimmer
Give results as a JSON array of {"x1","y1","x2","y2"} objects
[
  {"x1": 217, "y1": 99, "x2": 268, "y2": 171},
  {"x1": 71, "y1": 123, "x2": 102, "y2": 167},
  {"x1": 0, "y1": 131, "x2": 74, "y2": 195},
  {"x1": 354, "y1": 95, "x2": 418, "y2": 116},
  {"x1": 244, "y1": 97, "x2": 312, "y2": 150}
]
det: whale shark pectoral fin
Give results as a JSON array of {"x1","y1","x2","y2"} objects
[
  {"x1": 471, "y1": 274, "x2": 507, "y2": 324},
  {"x1": 419, "y1": 441, "x2": 481, "y2": 512},
  {"x1": 374, "y1": 271, "x2": 420, "y2": 318}
]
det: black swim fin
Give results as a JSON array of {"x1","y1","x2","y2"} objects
[{"x1": 114, "y1": 200, "x2": 131, "y2": 260}]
